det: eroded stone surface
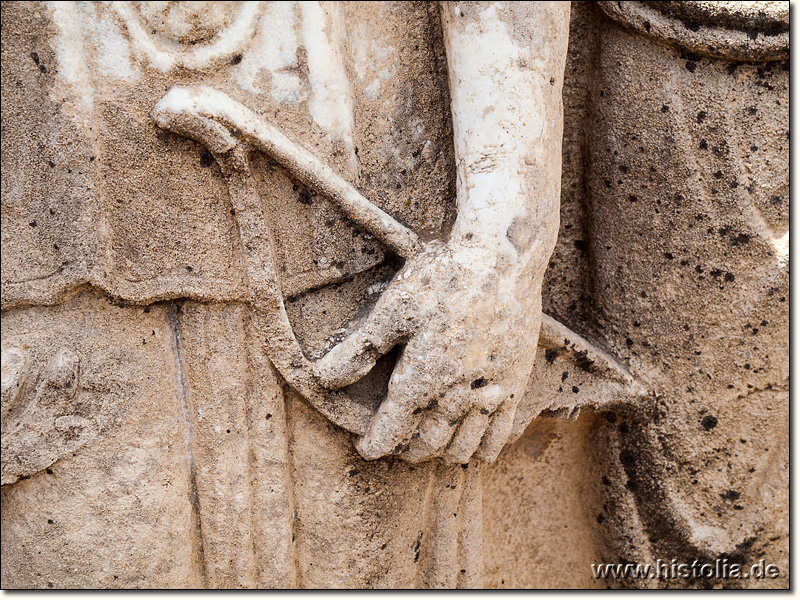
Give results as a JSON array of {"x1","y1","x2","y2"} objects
[{"x1": 1, "y1": 1, "x2": 788, "y2": 590}]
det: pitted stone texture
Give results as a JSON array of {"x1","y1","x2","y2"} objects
[{"x1": 1, "y1": 1, "x2": 788, "y2": 590}]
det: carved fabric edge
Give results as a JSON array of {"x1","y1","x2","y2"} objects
[{"x1": 596, "y1": 1, "x2": 788, "y2": 63}]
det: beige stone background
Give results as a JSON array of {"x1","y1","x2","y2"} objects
[{"x1": 0, "y1": 1, "x2": 788, "y2": 589}]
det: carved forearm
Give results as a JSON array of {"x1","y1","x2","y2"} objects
[{"x1": 441, "y1": 2, "x2": 570, "y2": 272}]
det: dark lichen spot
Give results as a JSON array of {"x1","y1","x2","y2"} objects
[
  {"x1": 660, "y1": 105, "x2": 670, "y2": 113},
  {"x1": 561, "y1": 371, "x2": 568, "y2": 382},
  {"x1": 570, "y1": 349, "x2": 595, "y2": 374},
  {"x1": 30, "y1": 52, "x2": 40, "y2": 65},
  {"x1": 701, "y1": 415, "x2": 718, "y2": 430},
  {"x1": 471, "y1": 377, "x2": 488, "y2": 389},
  {"x1": 619, "y1": 165, "x2": 629, "y2": 174},
  {"x1": 770, "y1": 196, "x2": 782, "y2": 205},
  {"x1": 696, "y1": 110, "x2": 706, "y2": 123},
  {"x1": 664, "y1": 252, "x2": 674, "y2": 259},
  {"x1": 619, "y1": 450, "x2": 636, "y2": 467},
  {"x1": 730, "y1": 233, "x2": 751, "y2": 246},
  {"x1": 628, "y1": 194, "x2": 638, "y2": 202},
  {"x1": 29, "y1": 220, "x2": 37, "y2": 228},
  {"x1": 571, "y1": 386, "x2": 579, "y2": 394},
  {"x1": 699, "y1": 139, "x2": 708, "y2": 150},
  {"x1": 231, "y1": 53, "x2": 243, "y2": 65},
  {"x1": 298, "y1": 188, "x2": 314, "y2": 205},
  {"x1": 722, "y1": 489, "x2": 741, "y2": 501},
  {"x1": 544, "y1": 348, "x2": 560, "y2": 364}
]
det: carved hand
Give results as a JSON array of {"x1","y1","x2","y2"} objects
[
  {"x1": 316, "y1": 2, "x2": 571, "y2": 463},
  {"x1": 151, "y1": 3, "x2": 571, "y2": 462},
  {"x1": 316, "y1": 236, "x2": 544, "y2": 463}
]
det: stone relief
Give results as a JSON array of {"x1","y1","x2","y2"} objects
[{"x1": 1, "y1": 1, "x2": 788, "y2": 589}]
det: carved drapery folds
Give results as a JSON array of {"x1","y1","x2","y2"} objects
[{"x1": 1, "y1": 1, "x2": 788, "y2": 589}]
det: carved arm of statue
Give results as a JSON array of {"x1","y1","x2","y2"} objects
[
  {"x1": 152, "y1": 3, "x2": 633, "y2": 465},
  {"x1": 318, "y1": 3, "x2": 571, "y2": 462}
]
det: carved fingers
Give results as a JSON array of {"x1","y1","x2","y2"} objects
[
  {"x1": 474, "y1": 397, "x2": 519, "y2": 462},
  {"x1": 354, "y1": 318, "x2": 522, "y2": 464},
  {"x1": 355, "y1": 341, "x2": 439, "y2": 459},
  {"x1": 399, "y1": 380, "x2": 518, "y2": 464},
  {"x1": 314, "y1": 285, "x2": 418, "y2": 389},
  {"x1": 444, "y1": 407, "x2": 493, "y2": 464},
  {"x1": 334, "y1": 241, "x2": 536, "y2": 464}
]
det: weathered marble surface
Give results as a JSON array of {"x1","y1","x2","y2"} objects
[{"x1": 1, "y1": 1, "x2": 788, "y2": 589}]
